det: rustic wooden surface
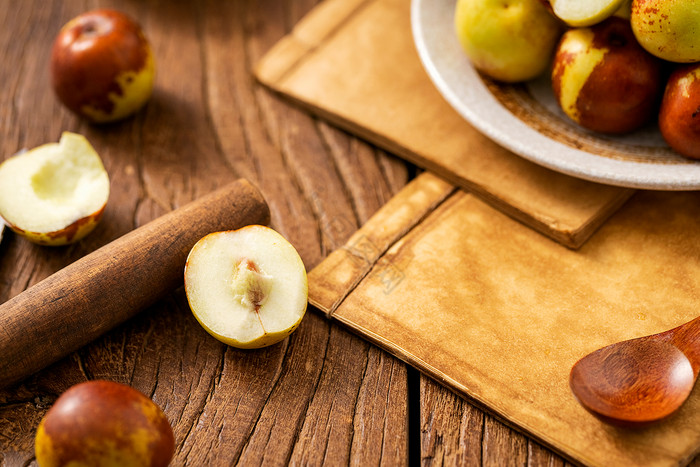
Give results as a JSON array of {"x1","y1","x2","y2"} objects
[{"x1": 0, "y1": 1, "x2": 693, "y2": 466}]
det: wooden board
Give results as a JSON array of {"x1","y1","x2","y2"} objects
[
  {"x1": 310, "y1": 172, "x2": 700, "y2": 467},
  {"x1": 254, "y1": 0, "x2": 634, "y2": 249}
]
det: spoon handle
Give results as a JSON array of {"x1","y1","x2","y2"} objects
[{"x1": 661, "y1": 315, "x2": 700, "y2": 376}]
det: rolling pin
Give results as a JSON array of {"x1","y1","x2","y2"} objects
[{"x1": 0, "y1": 179, "x2": 270, "y2": 389}]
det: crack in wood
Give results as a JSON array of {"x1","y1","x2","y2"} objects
[
  {"x1": 279, "y1": 324, "x2": 331, "y2": 465},
  {"x1": 232, "y1": 337, "x2": 291, "y2": 464},
  {"x1": 315, "y1": 122, "x2": 362, "y2": 229},
  {"x1": 174, "y1": 342, "x2": 227, "y2": 462},
  {"x1": 75, "y1": 351, "x2": 92, "y2": 382}
]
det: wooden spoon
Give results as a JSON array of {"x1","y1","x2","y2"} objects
[{"x1": 570, "y1": 316, "x2": 700, "y2": 426}]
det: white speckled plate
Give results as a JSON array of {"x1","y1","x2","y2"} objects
[{"x1": 411, "y1": 0, "x2": 700, "y2": 190}]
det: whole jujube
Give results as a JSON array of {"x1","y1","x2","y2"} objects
[
  {"x1": 34, "y1": 380, "x2": 174, "y2": 467},
  {"x1": 50, "y1": 9, "x2": 155, "y2": 123},
  {"x1": 659, "y1": 64, "x2": 700, "y2": 160},
  {"x1": 631, "y1": 0, "x2": 700, "y2": 63},
  {"x1": 551, "y1": 17, "x2": 663, "y2": 134}
]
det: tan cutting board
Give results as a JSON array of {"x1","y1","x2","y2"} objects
[
  {"x1": 254, "y1": 0, "x2": 633, "y2": 248},
  {"x1": 310, "y1": 172, "x2": 700, "y2": 467}
]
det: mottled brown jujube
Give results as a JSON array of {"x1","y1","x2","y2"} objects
[
  {"x1": 50, "y1": 9, "x2": 154, "y2": 122},
  {"x1": 35, "y1": 380, "x2": 175, "y2": 467}
]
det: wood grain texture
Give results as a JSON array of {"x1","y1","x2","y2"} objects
[
  {"x1": 0, "y1": 0, "x2": 654, "y2": 466},
  {"x1": 420, "y1": 378, "x2": 570, "y2": 467}
]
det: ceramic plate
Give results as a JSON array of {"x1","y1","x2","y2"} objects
[{"x1": 411, "y1": 0, "x2": 700, "y2": 190}]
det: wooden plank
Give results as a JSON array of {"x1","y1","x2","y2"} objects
[{"x1": 420, "y1": 377, "x2": 485, "y2": 465}]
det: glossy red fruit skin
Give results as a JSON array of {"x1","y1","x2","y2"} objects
[
  {"x1": 659, "y1": 63, "x2": 700, "y2": 160},
  {"x1": 50, "y1": 9, "x2": 152, "y2": 122},
  {"x1": 35, "y1": 380, "x2": 174, "y2": 467},
  {"x1": 552, "y1": 17, "x2": 664, "y2": 134}
]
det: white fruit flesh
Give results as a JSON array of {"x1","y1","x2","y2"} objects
[
  {"x1": 0, "y1": 132, "x2": 109, "y2": 238},
  {"x1": 551, "y1": 0, "x2": 625, "y2": 26},
  {"x1": 185, "y1": 226, "x2": 308, "y2": 348}
]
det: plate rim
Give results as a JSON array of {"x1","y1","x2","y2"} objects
[{"x1": 410, "y1": 0, "x2": 700, "y2": 191}]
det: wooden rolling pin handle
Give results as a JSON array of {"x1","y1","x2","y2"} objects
[{"x1": 0, "y1": 179, "x2": 270, "y2": 389}]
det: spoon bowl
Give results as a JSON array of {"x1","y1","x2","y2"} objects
[{"x1": 570, "y1": 316, "x2": 700, "y2": 426}]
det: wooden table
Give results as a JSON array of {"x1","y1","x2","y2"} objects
[{"x1": 0, "y1": 1, "x2": 690, "y2": 466}]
